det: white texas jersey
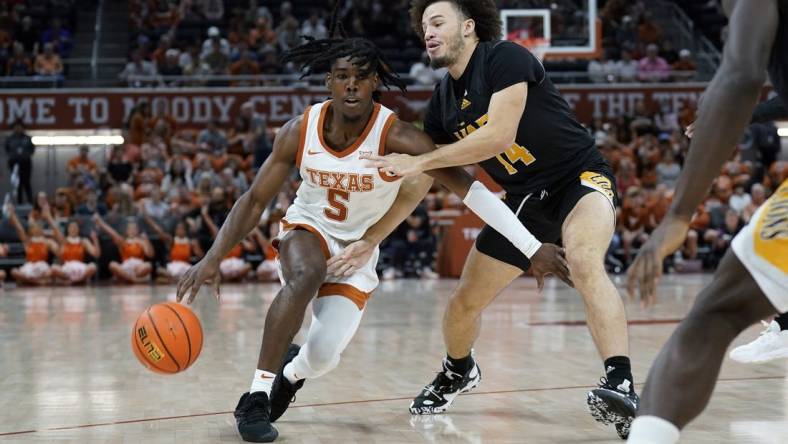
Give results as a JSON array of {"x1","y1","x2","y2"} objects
[{"x1": 283, "y1": 100, "x2": 402, "y2": 242}]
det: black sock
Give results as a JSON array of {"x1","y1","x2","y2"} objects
[
  {"x1": 776, "y1": 313, "x2": 788, "y2": 331},
  {"x1": 604, "y1": 356, "x2": 632, "y2": 387},
  {"x1": 446, "y1": 353, "x2": 473, "y2": 374}
]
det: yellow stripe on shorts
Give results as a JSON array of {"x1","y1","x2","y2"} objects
[
  {"x1": 754, "y1": 180, "x2": 788, "y2": 273},
  {"x1": 579, "y1": 171, "x2": 616, "y2": 205}
]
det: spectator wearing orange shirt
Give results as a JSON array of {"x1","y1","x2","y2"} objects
[
  {"x1": 126, "y1": 102, "x2": 150, "y2": 147},
  {"x1": 683, "y1": 203, "x2": 710, "y2": 261},
  {"x1": 229, "y1": 50, "x2": 260, "y2": 86},
  {"x1": 50, "y1": 220, "x2": 100, "y2": 285},
  {"x1": 150, "y1": 35, "x2": 172, "y2": 69},
  {"x1": 256, "y1": 213, "x2": 283, "y2": 282},
  {"x1": 678, "y1": 103, "x2": 696, "y2": 133},
  {"x1": 148, "y1": 104, "x2": 177, "y2": 144},
  {"x1": 7, "y1": 203, "x2": 59, "y2": 286},
  {"x1": 197, "y1": 119, "x2": 229, "y2": 169},
  {"x1": 637, "y1": 13, "x2": 662, "y2": 44},
  {"x1": 148, "y1": 2, "x2": 180, "y2": 33},
  {"x1": 142, "y1": 210, "x2": 203, "y2": 282},
  {"x1": 672, "y1": 49, "x2": 697, "y2": 81},
  {"x1": 722, "y1": 160, "x2": 751, "y2": 187},
  {"x1": 248, "y1": 17, "x2": 276, "y2": 50},
  {"x1": 618, "y1": 187, "x2": 650, "y2": 264},
  {"x1": 67, "y1": 145, "x2": 98, "y2": 182},
  {"x1": 133, "y1": 169, "x2": 162, "y2": 201},
  {"x1": 94, "y1": 214, "x2": 154, "y2": 284},
  {"x1": 616, "y1": 158, "x2": 641, "y2": 196}
]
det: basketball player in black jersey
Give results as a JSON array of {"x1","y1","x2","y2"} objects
[
  {"x1": 626, "y1": 0, "x2": 788, "y2": 442},
  {"x1": 363, "y1": 1, "x2": 637, "y2": 438}
]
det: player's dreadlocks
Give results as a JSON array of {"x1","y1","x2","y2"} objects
[{"x1": 282, "y1": 0, "x2": 407, "y2": 100}]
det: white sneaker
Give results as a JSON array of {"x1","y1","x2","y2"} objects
[{"x1": 729, "y1": 321, "x2": 788, "y2": 364}]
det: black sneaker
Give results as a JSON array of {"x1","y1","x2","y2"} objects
[
  {"x1": 270, "y1": 344, "x2": 305, "y2": 422},
  {"x1": 234, "y1": 391, "x2": 279, "y2": 442},
  {"x1": 409, "y1": 358, "x2": 481, "y2": 415},
  {"x1": 587, "y1": 377, "x2": 639, "y2": 440}
]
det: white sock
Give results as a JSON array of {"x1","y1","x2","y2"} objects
[
  {"x1": 283, "y1": 362, "x2": 302, "y2": 384},
  {"x1": 250, "y1": 369, "x2": 276, "y2": 395},
  {"x1": 627, "y1": 416, "x2": 680, "y2": 444}
]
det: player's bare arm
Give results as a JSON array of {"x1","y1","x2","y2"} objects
[
  {"x1": 364, "y1": 82, "x2": 527, "y2": 177},
  {"x1": 627, "y1": 0, "x2": 779, "y2": 305},
  {"x1": 326, "y1": 174, "x2": 434, "y2": 277},
  {"x1": 362, "y1": 119, "x2": 571, "y2": 289},
  {"x1": 176, "y1": 116, "x2": 302, "y2": 304}
]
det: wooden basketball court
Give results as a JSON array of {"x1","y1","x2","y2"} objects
[{"x1": 0, "y1": 275, "x2": 785, "y2": 443}]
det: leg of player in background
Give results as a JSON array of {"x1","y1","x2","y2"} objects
[
  {"x1": 562, "y1": 192, "x2": 637, "y2": 438},
  {"x1": 269, "y1": 295, "x2": 364, "y2": 422},
  {"x1": 410, "y1": 246, "x2": 521, "y2": 415},
  {"x1": 628, "y1": 251, "x2": 775, "y2": 444}
]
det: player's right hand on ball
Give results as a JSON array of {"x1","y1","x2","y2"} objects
[
  {"x1": 530, "y1": 243, "x2": 573, "y2": 291},
  {"x1": 177, "y1": 257, "x2": 221, "y2": 304}
]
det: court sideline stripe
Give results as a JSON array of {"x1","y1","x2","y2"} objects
[
  {"x1": 529, "y1": 318, "x2": 684, "y2": 326},
  {"x1": 0, "y1": 375, "x2": 783, "y2": 437}
]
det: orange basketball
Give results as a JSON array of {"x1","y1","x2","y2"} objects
[{"x1": 131, "y1": 302, "x2": 203, "y2": 374}]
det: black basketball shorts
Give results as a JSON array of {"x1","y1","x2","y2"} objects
[{"x1": 475, "y1": 164, "x2": 618, "y2": 272}]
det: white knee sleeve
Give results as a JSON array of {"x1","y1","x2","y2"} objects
[{"x1": 289, "y1": 295, "x2": 364, "y2": 380}]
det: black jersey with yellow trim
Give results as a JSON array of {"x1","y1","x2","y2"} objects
[{"x1": 424, "y1": 40, "x2": 603, "y2": 197}]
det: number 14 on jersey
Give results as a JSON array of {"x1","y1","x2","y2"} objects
[{"x1": 496, "y1": 143, "x2": 536, "y2": 175}]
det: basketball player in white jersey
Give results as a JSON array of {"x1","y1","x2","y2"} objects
[{"x1": 176, "y1": 33, "x2": 571, "y2": 442}]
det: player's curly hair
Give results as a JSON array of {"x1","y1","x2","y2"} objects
[
  {"x1": 409, "y1": 0, "x2": 502, "y2": 42},
  {"x1": 282, "y1": 0, "x2": 407, "y2": 100}
]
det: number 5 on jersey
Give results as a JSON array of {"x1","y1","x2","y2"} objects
[{"x1": 325, "y1": 189, "x2": 349, "y2": 221}]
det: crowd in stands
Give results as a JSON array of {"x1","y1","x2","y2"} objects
[
  {"x1": 594, "y1": 0, "x2": 698, "y2": 83},
  {"x1": 592, "y1": 101, "x2": 785, "y2": 272},
  {"x1": 1, "y1": 1, "x2": 784, "y2": 284},
  {"x1": 0, "y1": 1, "x2": 706, "y2": 87},
  {"x1": 0, "y1": 95, "x2": 784, "y2": 285},
  {"x1": 0, "y1": 96, "x2": 285, "y2": 285},
  {"x1": 0, "y1": 1, "x2": 77, "y2": 82},
  {"x1": 122, "y1": 0, "x2": 422, "y2": 87},
  {"x1": 120, "y1": 0, "x2": 703, "y2": 87}
]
